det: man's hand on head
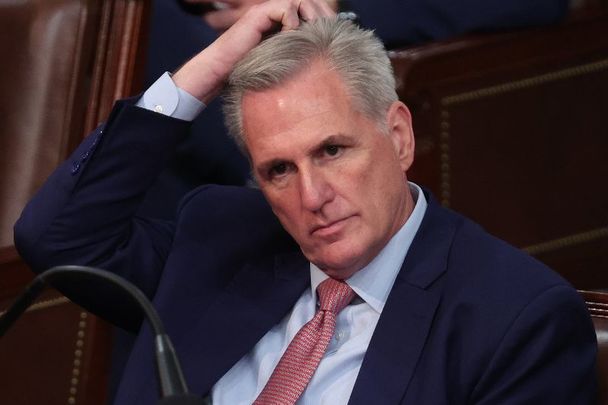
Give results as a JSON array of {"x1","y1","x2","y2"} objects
[
  {"x1": 184, "y1": 0, "x2": 268, "y2": 32},
  {"x1": 183, "y1": 0, "x2": 339, "y2": 32},
  {"x1": 172, "y1": 0, "x2": 336, "y2": 104}
]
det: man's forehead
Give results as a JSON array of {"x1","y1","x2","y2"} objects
[
  {"x1": 241, "y1": 59, "x2": 342, "y2": 103},
  {"x1": 241, "y1": 65, "x2": 353, "y2": 133}
]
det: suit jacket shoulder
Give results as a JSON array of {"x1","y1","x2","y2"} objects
[{"x1": 351, "y1": 195, "x2": 597, "y2": 404}]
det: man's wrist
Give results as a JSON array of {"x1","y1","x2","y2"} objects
[
  {"x1": 326, "y1": 0, "x2": 339, "y2": 12},
  {"x1": 172, "y1": 43, "x2": 230, "y2": 105},
  {"x1": 136, "y1": 72, "x2": 205, "y2": 121}
]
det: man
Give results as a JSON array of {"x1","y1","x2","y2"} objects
[{"x1": 14, "y1": 0, "x2": 596, "y2": 404}]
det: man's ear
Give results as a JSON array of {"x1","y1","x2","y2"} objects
[{"x1": 386, "y1": 101, "x2": 415, "y2": 172}]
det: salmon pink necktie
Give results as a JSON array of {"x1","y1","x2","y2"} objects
[{"x1": 253, "y1": 278, "x2": 356, "y2": 405}]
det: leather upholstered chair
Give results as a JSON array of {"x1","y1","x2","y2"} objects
[
  {"x1": 390, "y1": 7, "x2": 608, "y2": 290},
  {"x1": 0, "y1": 1, "x2": 150, "y2": 404},
  {"x1": 0, "y1": 0, "x2": 150, "y2": 247},
  {"x1": 580, "y1": 290, "x2": 608, "y2": 404}
]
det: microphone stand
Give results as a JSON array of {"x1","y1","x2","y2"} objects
[{"x1": 0, "y1": 265, "x2": 207, "y2": 405}]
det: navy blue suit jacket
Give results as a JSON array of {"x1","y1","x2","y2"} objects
[{"x1": 15, "y1": 101, "x2": 596, "y2": 404}]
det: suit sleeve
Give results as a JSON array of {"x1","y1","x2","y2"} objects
[
  {"x1": 470, "y1": 284, "x2": 597, "y2": 404},
  {"x1": 14, "y1": 99, "x2": 192, "y2": 331},
  {"x1": 345, "y1": 0, "x2": 569, "y2": 47}
]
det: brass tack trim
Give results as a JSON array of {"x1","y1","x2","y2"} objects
[
  {"x1": 67, "y1": 311, "x2": 88, "y2": 404},
  {"x1": 434, "y1": 59, "x2": 608, "y2": 238},
  {"x1": 0, "y1": 296, "x2": 70, "y2": 317},
  {"x1": 441, "y1": 58, "x2": 608, "y2": 106},
  {"x1": 523, "y1": 227, "x2": 608, "y2": 256},
  {"x1": 589, "y1": 307, "x2": 608, "y2": 314}
]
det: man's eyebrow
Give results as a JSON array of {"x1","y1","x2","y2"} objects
[
  {"x1": 310, "y1": 133, "x2": 354, "y2": 153},
  {"x1": 257, "y1": 158, "x2": 288, "y2": 175},
  {"x1": 255, "y1": 133, "x2": 355, "y2": 175}
]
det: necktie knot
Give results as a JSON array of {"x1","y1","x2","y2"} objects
[{"x1": 317, "y1": 278, "x2": 355, "y2": 314}]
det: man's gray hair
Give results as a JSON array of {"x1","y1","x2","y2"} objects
[{"x1": 223, "y1": 17, "x2": 398, "y2": 151}]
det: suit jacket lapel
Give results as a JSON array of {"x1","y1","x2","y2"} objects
[
  {"x1": 349, "y1": 195, "x2": 458, "y2": 404},
  {"x1": 182, "y1": 250, "x2": 310, "y2": 396}
]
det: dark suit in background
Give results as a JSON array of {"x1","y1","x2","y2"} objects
[
  {"x1": 14, "y1": 100, "x2": 597, "y2": 404},
  {"x1": 349, "y1": 0, "x2": 569, "y2": 48}
]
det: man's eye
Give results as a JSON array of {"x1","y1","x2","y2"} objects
[
  {"x1": 325, "y1": 145, "x2": 341, "y2": 156},
  {"x1": 269, "y1": 163, "x2": 288, "y2": 177}
]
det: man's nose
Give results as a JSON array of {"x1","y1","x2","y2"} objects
[{"x1": 298, "y1": 166, "x2": 334, "y2": 212}]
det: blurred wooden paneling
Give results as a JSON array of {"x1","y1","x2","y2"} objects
[{"x1": 391, "y1": 10, "x2": 608, "y2": 289}]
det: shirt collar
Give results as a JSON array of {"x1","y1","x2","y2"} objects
[{"x1": 310, "y1": 182, "x2": 427, "y2": 313}]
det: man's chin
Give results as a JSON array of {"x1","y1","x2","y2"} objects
[{"x1": 307, "y1": 250, "x2": 364, "y2": 280}]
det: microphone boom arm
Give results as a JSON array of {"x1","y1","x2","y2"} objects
[{"x1": 0, "y1": 265, "x2": 194, "y2": 400}]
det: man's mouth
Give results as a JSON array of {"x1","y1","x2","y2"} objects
[{"x1": 310, "y1": 215, "x2": 355, "y2": 238}]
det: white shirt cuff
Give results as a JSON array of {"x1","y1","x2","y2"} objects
[{"x1": 135, "y1": 72, "x2": 206, "y2": 121}]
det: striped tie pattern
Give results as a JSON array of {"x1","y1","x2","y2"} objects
[{"x1": 253, "y1": 278, "x2": 356, "y2": 405}]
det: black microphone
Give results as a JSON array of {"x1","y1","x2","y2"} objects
[{"x1": 0, "y1": 265, "x2": 207, "y2": 405}]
